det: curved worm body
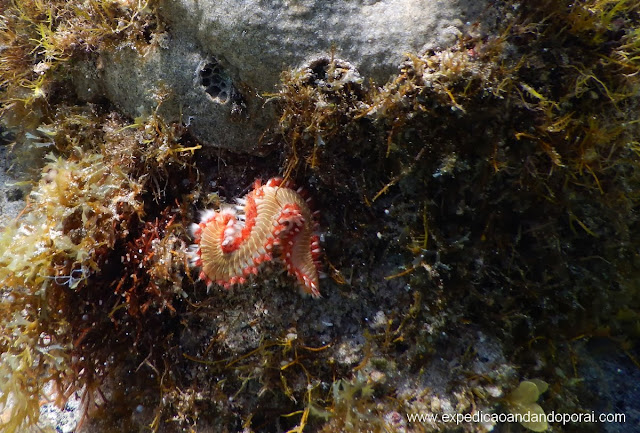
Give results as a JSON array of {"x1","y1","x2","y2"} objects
[{"x1": 190, "y1": 178, "x2": 321, "y2": 297}]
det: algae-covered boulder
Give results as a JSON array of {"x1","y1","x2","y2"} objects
[{"x1": 74, "y1": 0, "x2": 497, "y2": 152}]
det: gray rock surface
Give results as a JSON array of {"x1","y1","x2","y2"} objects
[
  {"x1": 75, "y1": 0, "x2": 498, "y2": 152},
  {"x1": 158, "y1": 0, "x2": 494, "y2": 91},
  {"x1": 73, "y1": 35, "x2": 274, "y2": 153}
]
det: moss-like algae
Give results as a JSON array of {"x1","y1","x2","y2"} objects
[
  {"x1": 0, "y1": 106, "x2": 197, "y2": 432},
  {"x1": 271, "y1": 0, "x2": 640, "y2": 431}
]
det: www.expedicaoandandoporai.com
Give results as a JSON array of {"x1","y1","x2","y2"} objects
[{"x1": 406, "y1": 410, "x2": 626, "y2": 426}]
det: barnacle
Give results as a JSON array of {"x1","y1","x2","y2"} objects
[{"x1": 190, "y1": 177, "x2": 322, "y2": 297}]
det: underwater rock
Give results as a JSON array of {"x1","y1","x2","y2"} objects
[
  {"x1": 158, "y1": 0, "x2": 496, "y2": 91},
  {"x1": 73, "y1": 0, "x2": 498, "y2": 153},
  {"x1": 73, "y1": 35, "x2": 272, "y2": 153}
]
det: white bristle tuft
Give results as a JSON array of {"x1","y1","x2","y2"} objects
[
  {"x1": 220, "y1": 206, "x2": 237, "y2": 216},
  {"x1": 199, "y1": 209, "x2": 217, "y2": 223}
]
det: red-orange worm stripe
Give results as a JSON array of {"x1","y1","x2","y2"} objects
[{"x1": 190, "y1": 178, "x2": 321, "y2": 297}]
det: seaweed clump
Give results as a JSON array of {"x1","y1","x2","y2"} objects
[
  {"x1": 0, "y1": 102, "x2": 199, "y2": 432},
  {"x1": 276, "y1": 56, "x2": 371, "y2": 182},
  {"x1": 271, "y1": 0, "x2": 640, "y2": 430},
  {"x1": 0, "y1": 0, "x2": 161, "y2": 129},
  {"x1": 0, "y1": 147, "x2": 143, "y2": 431}
]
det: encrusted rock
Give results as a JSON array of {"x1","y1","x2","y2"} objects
[{"x1": 74, "y1": 0, "x2": 499, "y2": 152}]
